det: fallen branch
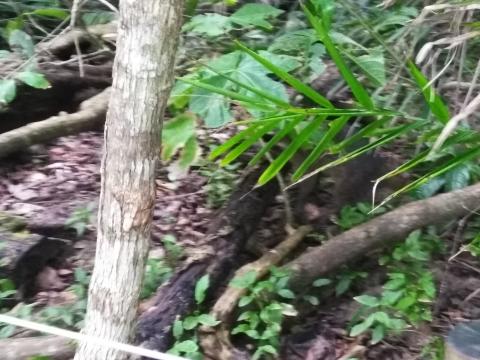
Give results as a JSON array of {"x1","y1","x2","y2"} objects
[
  {"x1": 0, "y1": 88, "x2": 110, "y2": 159},
  {"x1": 199, "y1": 225, "x2": 312, "y2": 360},
  {"x1": 0, "y1": 335, "x2": 75, "y2": 360},
  {"x1": 287, "y1": 182, "x2": 480, "y2": 289}
]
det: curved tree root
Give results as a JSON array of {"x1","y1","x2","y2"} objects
[
  {"x1": 199, "y1": 225, "x2": 312, "y2": 360},
  {"x1": 287, "y1": 182, "x2": 480, "y2": 290},
  {"x1": 0, "y1": 88, "x2": 110, "y2": 159}
]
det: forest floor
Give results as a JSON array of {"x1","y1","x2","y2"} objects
[{"x1": 0, "y1": 131, "x2": 479, "y2": 359}]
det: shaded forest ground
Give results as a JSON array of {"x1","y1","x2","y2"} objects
[{"x1": 0, "y1": 129, "x2": 479, "y2": 359}]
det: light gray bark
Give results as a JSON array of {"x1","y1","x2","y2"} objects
[{"x1": 74, "y1": 1, "x2": 184, "y2": 359}]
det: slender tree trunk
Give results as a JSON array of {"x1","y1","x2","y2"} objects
[{"x1": 74, "y1": 1, "x2": 184, "y2": 359}]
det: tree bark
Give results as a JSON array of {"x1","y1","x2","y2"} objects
[{"x1": 73, "y1": 1, "x2": 184, "y2": 360}]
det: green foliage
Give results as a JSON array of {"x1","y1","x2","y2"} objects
[
  {"x1": 162, "y1": 113, "x2": 202, "y2": 180},
  {"x1": 350, "y1": 230, "x2": 441, "y2": 344},
  {"x1": 168, "y1": 275, "x2": 220, "y2": 360},
  {"x1": 162, "y1": 234, "x2": 184, "y2": 266},
  {"x1": 140, "y1": 258, "x2": 173, "y2": 300},
  {"x1": 335, "y1": 202, "x2": 387, "y2": 230},
  {"x1": 183, "y1": 3, "x2": 283, "y2": 37},
  {"x1": 420, "y1": 336, "x2": 445, "y2": 360},
  {"x1": 231, "y1": 267, "x2": 297, "y2": 360},
  {"x1": 65, "y1": 203, "x2": 95, "y2": 237},
  {"x1": 200, "y1": 163, "x2": 240, "y2": 208}
]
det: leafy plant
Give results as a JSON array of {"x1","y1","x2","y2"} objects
[
  {"x1": 65, "y1": 203, "x2": 95, "y2": 237},
  {"x1": 183, "y1": 3, "x2": 283, "y2": 37},
  {"x1": 168, "y1": 275, "x2": 220, "y2": 359},
  {"x1": 420, "y1": 336, "x2": 445, "y2": 360},
  {"x1": 140, "y1": 258, "x2": 172, "y2": 300},
  {"x1": 335, "y1": 202, "x2": 387, "y2": 230},
  {"x1": 350, "y1": 230, "x2": 440, "y2": 344},
  {"x1": 231, "y1": 267, "x2": 297, "y2": 360},
  {"x1": 162, "y1": 234, "x2": 184, "y2": 267},
  {"x1": 161, "y1": 113, "x2": 202, "y2": 180},
  {"x1": 200, "y1": 163, "x2": 240, "y2": 208}
]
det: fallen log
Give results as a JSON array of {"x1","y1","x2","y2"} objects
[
  {"x1": 136, "y1": 168, "x2": 279, "y2": 352},
  {"x1": 0, "y1": 88, "x2": 110, "y2": 159},
  {"x1": 287, "y1": 182, "x2": 480, "y2": 290},
  {"x1": 0, "y1": 335, "x2": 75, "y2": 360}
]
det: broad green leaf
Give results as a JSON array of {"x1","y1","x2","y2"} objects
[
  {"x1": 313, "y1": 278, "x2": 332, "y2": 287},
  {"x1": 174, "y1": 340, "x2": 199, "y2": 353},
  {"x1": 179, "y1": 136, "x2": 200, "y2": 168},
  {"x1": 292, "y1": 115, "x2": 350, "y2": 180},
  {"x1": 197, "y1": 314, "x2": 221, "y2": 327},
  {"x1": 350, "y1": 317, "x2": 374, "y2": 337},
  {"x1": 161, "y1": 113, "x2": 196, "y2": 161},
  {"x1": 277, "y1": 289, "x2": 295, "y2": 299},
  {"x1": 183, "y1": 14, "x2": 232, "y2": 36},
  {"x1": 188, "y1": 77, "x2": 233, "y2": 127},
  {"x1": 249, "y1": 115, "x2": 304, "y2": 166},
  {"x1": 354, "y1": 295, "x2": 379, "y2": 307},
  {"x1": 230, "y1": 270, "x2": 258, "y2": 289},
  {"x1": 414, "y1": 177, "x2": 445, "y2": 199},
  {"x1": 371, "y1": 324, "x2": 385, "y2": 344},
  {"x1": 0, "y1": 79, "x2": 16, "y2": 104},
  {"x1": 8, "y1": 30, "x2": 34, "y2": 57},
  {"x1": 195, "y1": 274, "x2": 210, "y2": 305},
  {"x1": 258, "y1": 51, "x2": 301, "y2": 73},
  {"x1": 230, "y1": 3, "x2": 283, "y2": 30},
  {"x1": 349, "y1": 48, "x2": 386, "y2": 86},
  {"x1": 304, "y1": 6, "x2": 374, "y2": 110},
  {"x1": 172, "y1": 319, "x2": 184, "y2": 339},
  {"x1": 31, "y1": 8, "x2": 69, "y2": 19},
  {"x1": 372, "y1": 311, "x2": 392, "y2": 325},
  {"x1": 407, "y1": 61, "x2": 449, "y2": 124},
  {"x1": 444, "y1": 164, "x2": 470, "y2": 191},
  {"x1": 258, "y1": 115, "x2": 326, "y2": 185},
  {"x1": 236, "y1": 41, "x2": 333, "y2": 108},
  {"x1": 15, "y1": 71, "x2": 50, "y2": 89},
  {"x1": 239, "y1": 295, "x2": 254, "y2": 307},
  {"x1": 330, "y1": 31, "x2": 368, "y2": 51},
  {"x1": 167, "y1": 136, "x2": 201, "y2": 181},
  {"x1": 268, "y1": 29, "x2": 317, "y2": 54}
]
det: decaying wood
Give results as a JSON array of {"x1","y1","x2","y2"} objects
[
  {"x1": 0, "y1": 88, "x2": 110, "y2": 159},
  {"x1": 136, "y1": 168, "x2": 279, "y2": 353},
  {"x1": 0, "y1": 335, "x2": 75, "y2": 360},
  {"x1": 0, "y1": 230, "x2": 71, "y2": 298},
  {"x1": 199, "y1": 225, "x2": 312, "y2": 360},
  {"x1": 287, "y1": 182, "x2": 480, "y2": 290}
]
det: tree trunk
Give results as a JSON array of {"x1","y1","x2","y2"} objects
[{"x1": 73, "y1": 1, "x2": 184, "y2": 360}]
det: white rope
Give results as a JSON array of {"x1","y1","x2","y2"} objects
[{"x1": 0, "y1": 314, "x2": 186, "y2": 360}]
